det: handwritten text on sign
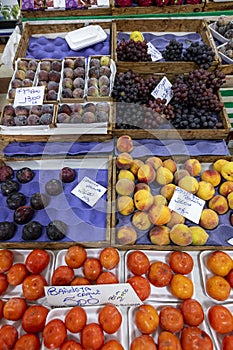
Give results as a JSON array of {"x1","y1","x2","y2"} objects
[
  {"x1": 44, "y1": 283, "x2": 142, "y2": 307},
  {"x1": 151, "y1": 76, "x2": 173, "y2": 104},
  {"x1": 13, "y1": 86, "x2": 45, "y2": 107},
  {"x1": 168, "y1": 186, "x2": 205, "y2": 224},
  {"x1": 71, "y1": 176, "x2": 107, "y2": 207}
]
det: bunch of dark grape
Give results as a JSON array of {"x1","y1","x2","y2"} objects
[
  {"x1": 183, "y1": 42, "x2": 215, "y2": 69},
  {"x1": 162, "y1": 39, "x2": 183, "y2": 61},
  {"x1": 171, "y1": 104, "x2": 223, "y2": 129},
  {"x1": 147, "y1": 98, "x2": 175, "y2": 122},
  {"x1": 171, "y1": 77, "x2": 189, "y2": 104},
  {"x1": 116, "y1": 39, "x2": 152, "y2": 62}
]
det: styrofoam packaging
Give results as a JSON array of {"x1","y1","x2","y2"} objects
[
  {"x1": 217, "y1": 42, "x2": 233, "y2": 64},
  {"x1": 55, "y1": 247, "x2": 123, "y2": 283},
  {"x1": 199, "y1": 250, "x2": 233, "y2": 303},
  {"x1": 65, "y1": 25, "x2": 107, "y2": 51},
  {"x1": 124, "y1": 250, "x2": 195, "y2": 302},
  {"x1": 0, "y1": 249, "x2": 55, "y2": 300},
  {"x1": 208, "y1": 22, "x2": 229, "y2": 44}
]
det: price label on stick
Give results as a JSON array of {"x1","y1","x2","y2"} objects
[
  {"x1": 151, "y1": 76, "x2": 173, "y2": 104},
  {"x1": 168, "y1": 186, "x2": 205, "y2": 224},
  {"x1": 71, "y1": 176, "x2": 107, "y2": 207},
  {"x1": 13, "y1": 86, "x2": 45, "y2": 107}
]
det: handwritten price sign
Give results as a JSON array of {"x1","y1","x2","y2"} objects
[
  {"x1": 151, "y1": 76, "x2": 173, "y2": 104},
  {"x1": 71, "y1": 176, "x2": 107, "y2": 207},
  {"x1": 13, "y1": 86, "x2": 45, "y2": 107}
]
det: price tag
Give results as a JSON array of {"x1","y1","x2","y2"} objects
[
  {"x1": 13, "y1": 86, "x2": 45, "y2": 107},
  {"x1": 227, "y1": 238, "x2": 233, "y2": 246},
  {"x1": 44, "y1": 283, "x2": 143, "y2": 307},
  {"x1": 54, "y1": 0, "x2": 65, "y2": 8},
  {"x1": 71, "y1": 176, "x2": 107, "y2": 207},
  {"x1": 147, "y1": 42, "x2": 163, "y2": 62},
  {"x1": 151, "y1": 76, "x2": 173, "y2": 104},
  {"x1": 168, "y1": 186, "x2": 205, "y2": 224}
]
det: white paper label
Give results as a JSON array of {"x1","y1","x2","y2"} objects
[
  {"x1": 147, "y1": 42, "x2": 163, "y2": 62},
  {"x1": 44, "y1": 283, "x2": 143, "y2": 307},
  {"x1": 151, "y1": 76, "x2": 173, "y2": 104},
  {"x1": 13, "y1": 86, "x2": 45, "y2": 107},
  {"x1": 71, "y1": 176, "x2": 107, "y2": 207},
  {"x1": 54, "y1": 0, "x2": 65, "y2": 8},
  {"x1": 168, "y1": 186, "x2": 205, "y2": 224},
  {"x1": 227, "y1": 237, "x2": 233, "y2": 245}
]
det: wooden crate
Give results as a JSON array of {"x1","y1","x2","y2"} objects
[
  {"x1": 111, "y1": 155, "x2": 233, "y2": 250},
  {"x1": 13, "y1": 21, "x2": 114, "y2": 67},
  {"x1": 112, "y1": 2, "x2": 204, "y2": 16},
  {"x1": 21, "y1": 7, "x2": 112, "y2": 18},
  {"x1": 204, "y1": 0, "x2": 233, "y2": 11},
  {"x1": 0, "y1": 156, "x2": 112, "y2": 249},
  {"x1": 112, "y1": 18, "x2": 220, "y2": 74},
  {"x1": 112, "y1": 69, "x2": 231, "y2": 140}
]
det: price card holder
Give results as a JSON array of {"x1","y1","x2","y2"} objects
[
  {"x1": 151, "y1": 76, "x2": 173, "y2": 104},
  {"x1": 71, "y1": 176, "x2": 107, "y2": 207},
  {"x1": 168, "y1": 186, "x2": 205, "y2": 224},
  {"x1": 13, "y1": 86, "x2": 45, "y2": 107},
  {"x1": 45, "y1": 283, "x2": 143, "y2": 307}
]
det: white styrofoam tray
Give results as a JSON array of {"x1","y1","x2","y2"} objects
[
  {"x1": 208, "y1": 22, "x2": 229, "y2": 44},
  {"x1": 124, "y1": 250, "x2": 195, "y2": 302},
  {"x1": 217, "y1": 42, "x2": 233, "y2": 64},
  {"x1": 65, "y1": 25, "x2": 107, "y2": 51}
]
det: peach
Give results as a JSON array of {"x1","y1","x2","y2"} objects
[
  {"x1": 221, "y1": 162, "x2": 233, "y2": 181},
  {"x1": 130, "y1": 159, "x2": 144, "y2": 176},
  {"x1": 117, "y1": 196, "x2": 135, "y2": 216},
  {"x1": 137, "y1": 164, "x2": 156, "y2": 184},
  {"x1": 166, "y1": 211, "x2": 185, "y2": 228},
  {"x1": 208, "y1": 194, "x2": 229, "y2": 214},
  {"x1": 116, "y1": 152, "x2": 133, "y2": 170},
  {"x1": 196, "y1": 181, "x2": 215, "y2": 201},
  {"x1": 134, "y1": 183, "x2": 151, "y2": 193},
  {"x1": 163, "y1": 159, "x2": 177, "y2": 174},
  {"x1": 117, "y1": 226, "x2": 137, "y2": 245},
  {"x1": 178, "y1": 175, "x2": 199, "y2": 194},
  {"x1": 149, "y1": 204, "x2": 171, "y2": 225},
  {"x1": 227, "y1": 192, "x2": 233, "y2": 209},
  {"x1": 174, "y1": 169, "x2": 190, "y2": 184},
  {"x1": 149, "y1": 226, "x2": 171, "y2": 245},
  {"x1": 219, "y1": 181, "x2": 233, "y2": 197},
  {"x1": 156, "y1": 166, "x2": 173, "y2": 185},
  {"x1": 117, "y1": 169, "x2": 135, "y2": 182},
  {"x1": 116, "y1": 178, "x2": 135, "y2": 196},
  {"x1": 132, "y1": 211, "x2": 152, "y2": 231},
  {"x1": 153, "y1": 194, "x2": 167, "y2": 206},
  {"x1": 116, "y1": 135, "x2": 133, "y2": 153},
  {"x1": 160, "y1": 183, "x2": 176, "y2": 201},
  {"x1": 183, "y1": 158, "x2": 202, "y2": 176},
  {"x1": 201, "y1": 169, "x2": 221, "y2": 187},
  {"x1": 146, "y1": 156, "x2": 163, "y2": 170},
  {"x1": 213, "y1": 159, "x2": 229, "y2": 173},
  {"x1": 199, "y1": 208, "x2": 219, "y2": 230},
  {"x1": 134, "y1": 190, "x2": 154, "y2": 211},
  {"x1": 189, "y1": 226, "x2": 209, "y2": 245},
  {"x1": 169, "y1": 224, "x2": 192, "y2": 246}
]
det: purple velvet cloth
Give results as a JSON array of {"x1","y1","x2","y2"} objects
[
  {"x1": 25, "y1": 35, "x2": 111, "y2": 60},
  {"x1": 0, "y1": 168, "x2": 108, "y2": 243}
]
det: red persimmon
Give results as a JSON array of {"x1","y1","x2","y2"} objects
[
  {"x1": 83, "y1": 258, "x2": 102, "y2": 281},
  {"x1": 25, "y1": 249, "x2": 50, "y2": 274},
  {"x1": 7, "y1": 263, "x2": 28, "y2": 286},
  {"x1": 13, "y1": 334, "x2": 40, "y2": 350},
  {"x1": 22, "y1": 305, "x2": 49, "y2": 333},
  {"x1": 60, "y1": 339, "x2": 83, "y2": 350},
  {"x1": 180, "y1": 298, "x2": 204, "y2": 326},
  {"x1": 81, "y1": 322, "x2": 104, "y2": 350},
  {"x1": 208, "y1": 305, "x2": 233, "y2": 334},
  {"x1": 42, "y1": 319, "x2": 67, "y2": 349},
  {"x1": 127, "y1": 275, "x2": 151, "y2": 301},
  {"x1": 169, "y1": 251, "x2": 194, "y2": 275},
  {"x1": 99, "y1": 247, "x2": 120, "y2": 270},
  {"x1": 0, "y1": 324, "x2": 18, "y2": 350},
  {"x1": 22, "y1": 274, "x2": 47, "y2": 300},
  {"x1": 0, "y1": 273, "x2": 8, "y2": 295},
  {"x1": 127, "y1": 250, "x2": 150, "y2": 276},
  {"x1": 3, "y1": 297, "x2": 27, "y2": 321},
  {"x1": 65, "y1": 245, "x2": 87, "y2": 269},
  {"x1": 181, "y1": 326, "x2": 213, "y2": 350},
  {"x1": 98, "y1": 304, "x2": 122, "y2": 334},
  {"x1": 0, "y1": 249, "x2": 13, "y2": 273},
  {"x1": 51, "y1": 266, "x2": 74, "y2": 286},
  {"x1": 159, "y1": 306, "x2": 184, "y2": 333},
  {"x1": 65, "y1": 306, "x2": 87, "y2": 333}
]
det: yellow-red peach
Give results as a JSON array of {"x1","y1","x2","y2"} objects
[
  {"x1": 138, "y1": 163, "x2": 156, "y2": 184},
  {"x1": 163, "y1": 159, "x2": 177, "y2": 174},
  {"x1": 117, "y1": 226, "x2": 137, "y2": 245},
  {"x1": 199, "y1": 208, "x2": 219, "y2": 230},
  {"x1": 219, "y1": 181, "x2": 233, "y2": 197},
  {"x1": 208, "y1": 194, "x2": 229, "y2": 215},
  {"x1": 117, "y1": 195, "x2": 135, "y2": 216},
  {"x1": 166, "y1": 211, "x2": 185, "y2": 228},
  {"x1": 196, "y1": 181, "x2": 215, "y2": 201},
  {"x1": 178, "y1": 175, "x2": 199, "y2": 194},
  {"x1": 132, "y1": 211, "x2": 152, "y2": 231},
  {"x1": 134, "y1": 190, "x2": 154, "y2": 211},
  {"x1": 149, "y1": 204, "x2": 171, "y2": 225},
  {"x1": 130, "y1": 159, "x2": 144, "y2": 176},
  {"x1": 146, "y1": 156, "x2": 163, "y2": 170},
  {"x1": 156, "y1": 166, "x2": 173, "y2": 185},
  {"x1": 201, "y1": 169, "x2": 221, "y2": 187},
  {"x1": 169, "y1": 224, "x2": 192, "y2": 246},
  {"x1": 149, "y1": 226, "x2": 171, "y2": 245},
  {"x1": 116, "y1": 135, "x2": 133, "y2": 153},
  {"x1": 160, "y1": 183, "x2": 176, "y2": 201},
  {"x1": 116, "y1": 152, "x2": 133, "y2": 170},
  {"x1": 116, "y1": 178, "x2": 135, "y2": 196},
  {"x1": 183, "y1": 159, "x2": 202, "y2": 176}
]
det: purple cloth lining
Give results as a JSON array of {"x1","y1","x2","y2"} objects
[
  {"x1": 0, "y1": 168, "x2": 108, "y2": 243},
  {"x1": 25, "y1": 35, "x2": 111, "y2": 60},
  {"x1": 3, "y1": 141, "x2": 114, "y2": 157}
]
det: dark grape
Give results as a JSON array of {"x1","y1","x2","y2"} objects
[
  {"x1": 183, "y1": 42, "x2": 215, "y2": 69},
  {"x1": 7, "y1": 192, "x2": 27, "y2": 210},
  {"x1": 22, "y1": 221, "x2": 43, "y2": 240},
  {"x1": 46, "y1": 220, "x2": 67, "y2": 241},
  {"x1": 162, "y1": 39, "x2": 183, "y2": 61},
  {"x1": 1, "y1": 179, "x2": 19, "y2": 196},
  {"x1": 116, "y1": 39, "x2": 152, "y2": 62},
  {"x1": 16, "y1": 167, "x2": 34, "y2": 183},
  {"x1": 30, "y1": 192, "x2": 49, "y2": 210},
  {"x1": 0, "y1": 222, "x2": 16, "y2": 240}
]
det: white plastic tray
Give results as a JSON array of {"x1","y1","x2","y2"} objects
[
  {"x1": 1, "y1": 249, "x2": 55, "y2": 300},
  {"x1": 199, "y1": 250, "x2": 233, "y2": 303},
  {"x1": 218, "y1": 42, "x2": 233, "y2": 64},
  {"x1": 124, "y1": 250, "x2": 195, "y2": 302},
  {"x1": 55, "y1": 248, "x2": 123, "y2": 283},
  {"x1": 42, "y1": 305, "x2": 127, "y2": 349},
  {"x1": 208, "y1": 22, "x2": 229, "y2": 44},
  {"x1": 65, "y1": 25, "x2": 107, "y2": 51}
]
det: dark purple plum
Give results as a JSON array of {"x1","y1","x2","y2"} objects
[
  {"x1": 96, "y1": 102, "x2": 109, "y2": 113},
  {"x1": 51, "y1": 60, "x2": 62, "y2": 72},
  {"x1": 45, "y1": 179, "x2": 63, "y2": 196},
  {"x1": 40, "y1": 113, "x2": 53, "y2": 125},
  {"x1": 1, "y1": 179, "x2": 19, "y2": 196},
  {"x1": 82, "y1": 111, "x2": 96, "y2": 123},
  {"x1": 40, "y1": 60, "x2": 51, "y2": 72},
  {"x1": 7, "y1": 192, "x2": 27, "y2": 210},
  {"x1": 90, "y1": 58, "x2": 100, "y2": 68},
  {"x1": 89, "y1": 67, "x2": 100, "y2": 79},
  {"x1": 30, "y1": 192, "x2": 49, "y2": 209},
  {"x1": 100, "y1": 85, "x2": 110, "y2": 96},
  {"x1": 28, "y1": 60, "x2": 38, "y2": 71},
  {"x1": 46, "y1": 90, "x2": 58, "y2": 101},
  {"x1": 14, "y1": 205, "x2": 34, "y2": 225},
  {"x1": 15, "y1": 69, "x2": 26, "y2": 80},
  {"x1": 58, "y1": 104, "x2": 72, "y2": 115},
  {"x1": 25, "y1": 70, "x2": 35, "y2": 80},
  {"x1": 8, "y1": 89, "x2": 16, "y2": 99},
  {"x1": 22, "y1": 79, "x2": 33, "y2": 87},
  {"x1": 49, "y1": 70, "x2": 61, "y2": 83},
  {"x1": 96, "y1": 111, "x2": 109, "y2": 122},
  {"x1": 38, "y1": 80, "x2": 47, "y2": 87},
  {"x1": 88, "y1": 78, "x2": 98, "y2": 88},
  {"x1": 99, "y1": 66, "x2": 111, "y2": 77},
  {"x1": 63, "y1": 67, "x2": 74, "y2": 79},
  {"x1": 17, "y1": 60, "x2": 28, "y2": 72},
  {"x1": 99, "y1": 75, "x2": 109, "y2": 87},
  {"x1": 64, "y1": 58, "x2": 75, "y2": 69},
  {"x1": 72, "y1": 103, "x2": 83, "y2": 114},
  {"x1": 73, "y1": 67, "x2": 85, "y2": 78},
  {"x1": 28, "y1": 114, "x2": 41, "y2": 125},
  {"x1": 73, "y1": 78, "x2": 84, "y2": 89},
  {"x1": 0, "y1": 222, "x2": 16, "y2": 240},
  {"x1": 70, "y1": 112, "x2": 82, "y2": 123},
  {"x1": 46, "y1": 220, "x2": 67, "y2": 240},
  {"x1": 84, "y1": 103, "x2": 96, "y2": 113},
  {"x1": 47, "y1": 81, "x2": 59, "y2": 92},
  {"x1": 74, "y1": 57, "x2": 85, "y2": 68},
  {"x1": 0, "y1": 165, "x2": 14, "y2": 182},
  {"x1": 38, "y1": 70, "x2": 49, "y2": 82},
  {"x1": 57, "y1": 113, "x2": 70, "y2": 123},
  {"x1": 59, "y1": 167, "x2": 76, "y2": 183},
  {"x1": 22, "y1": 221, "x2": 43, "y2": 240},
  {"x1": 72, "y1": 88, "x2": 84, "y2": 99},
  {"x1": 87, "y1": 86, "x2": 99, "y2": 97},
  {"x1": 62, "y1": 77, "x2": 73, "y2": 90},
  {"x1": 30, "y1": 105, "x2": 42, "y2": 116},
  {"x1": 62, "y1": 88, "x2": 73, "y2": 99},
  {"x1": 11, "y1": 79, "x2": 22, "y2": 89},
  {"x1": 15, "y1": 106, "x2": 29, "y2": 116},
  {"x1": 2, "y1": 115, "x2": 16, "y2": 126},
  {"x1": 3, "y1": 105, "x2": 15, "y2": 117},
  {"x1": 42, "y1": 105, "x2": 53, "y2": 114},
  {"x1": 14, "y1": 115, "x2": 28, "y2": 126},
  {"x1": 16, "y1": 167, "x2": 34, "y2": 183}
]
